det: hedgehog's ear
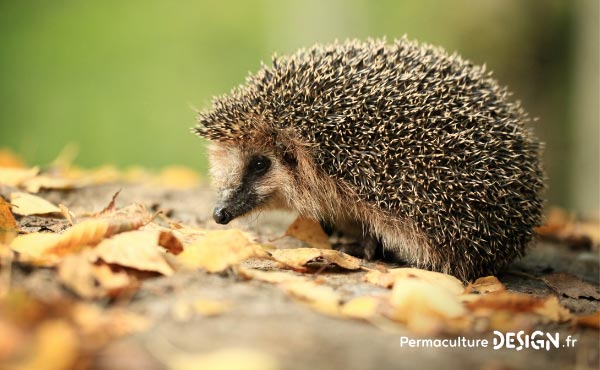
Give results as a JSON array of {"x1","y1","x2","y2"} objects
[{"x1": 275, "y1": 141, "x2": 298, "y2": 168}]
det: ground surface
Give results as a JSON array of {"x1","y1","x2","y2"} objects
[{"x1": 7, "y1": 183, "x2": 600, "y2": 370}]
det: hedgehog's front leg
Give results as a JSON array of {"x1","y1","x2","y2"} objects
[{"x1": 320, "y1": 220, "x2": 381, "y2": 260}]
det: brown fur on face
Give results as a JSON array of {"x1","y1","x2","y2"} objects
[{"x1": 207, "y1": 130, "x2": 429, "y2": 276}]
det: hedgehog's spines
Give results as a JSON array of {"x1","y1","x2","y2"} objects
[{"x1": 195, "y1": 38, "x2": 544, "y2": 281}]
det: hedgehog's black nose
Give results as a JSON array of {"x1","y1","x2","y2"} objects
[{"x1": 213, "y1": 207, "x2": 232, "y2": 224}]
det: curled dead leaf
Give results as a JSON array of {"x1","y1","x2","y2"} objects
[
  {"x1": 269, "y1": 248, "x2": 361, "y2": 271},
  {"x1": 10, "y1": 192, "x2": 61, "y2": 216},
  {"x1": 177, "y1": 229, "x2": 264, "y2": 272},
  {"x1": 471, "y1": 276, "x2": 506, "y2": 294},
  {"x1": 573, "y1": 311, "x2": 600, "y2": 329},
  {"x1": 95, "y1": 230, "x2": 175, "y2": 276},
  {"x1": 284, "y1": 216, "x2": 331, "y2": 249},
  {"x1": 0, "y1": 197, "x2": 18, "y2": 245}
]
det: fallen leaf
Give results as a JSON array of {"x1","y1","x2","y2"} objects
[
  {"x1": 156, "y1": 165, "x2": 200, "y2": 189},
  {"x1": 464, "y1": 291, "x2": 571, "y2": 322},
  {"x1": 10, "y1": 192, "x2": 62, "y2": 216},
  {"x1": 389, "y1": 278, "x2": 466, "y2": 320},
  {"x1": 95, "y1": 230, "x2": 175, "y2": 276},
  {"x1": 542, "y1": 273, "x2": 600, "y2": 300},
  {"x1": 573, "y1": 311, "x2": 600, "y2": 329},
  {"x1": 0, "y1": 166, "x2": 39, "y2": 187},
  {"x1": 237, "y1": 267, "x2": 308, "y2": 284},
  {"x1": 0, "y1": 197, "x2": 18, "y2": 245},
  {"x1": 340, "y1": 296, "x2": 381, "y2": 320},
  {"x1": 58, "y1": 251, "x2": 137, "y2": 298},
  {"x1": 172, "y1": 299, "x2": 231, "y2": 321},
  {"x1": 284, "y1": 216, "x2": 331, "y2": 249},
  {"x1": 363, "y1": 270, "x2": 396, "y2": 288},
  {"x1": 472, "y1": 276, "x2": 506, "y2": 294},
  {"x1": 0, "y1": 148, "x2": 26, "y2": 168},
  {"x1": 11, "y1": 203, "x2": 153, "y2": 265},
  {"x1": 168, "y1": 348, "x2": 279, "y2": 370},
  {"x1": 269, "y1": 248, "x2": 361, "y2": 271},
  {"x1": 70, "y1": 303, "x2": 149, "y2": 341},
  {"x1": 9, "y1": 319, "x2": 79, "y2": 370},
  {"x1": 365, "y1": 267, "x2": 465, "y2": 295},
  {"x1": 22, "y1": 174, "x2": 78, "y2": 193},
  {"x1": 282, "y1": 280, "x2": 342, "y2": 316},
  {"x1": 177, "y1": 229, "x2": 264, "y2": 272},
  {"x1": 537, "y1": 207, "x2": 600, "y2": 249}
]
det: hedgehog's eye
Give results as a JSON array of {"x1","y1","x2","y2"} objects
[{"x1": 249, "y1": 156, "x2": 271, "y2": 175}]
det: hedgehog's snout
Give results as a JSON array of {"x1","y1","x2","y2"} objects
[{"x1": 213, "y1": 207, "x2": 232, "y2": 224}]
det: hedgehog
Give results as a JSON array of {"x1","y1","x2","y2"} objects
[{"x1": 193, "y1": 37, "x2": 544, "y2": 281}]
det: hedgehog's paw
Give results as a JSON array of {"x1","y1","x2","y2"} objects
[{"x1": 333, "y1": 234, "x2": 380, "y2": 261}]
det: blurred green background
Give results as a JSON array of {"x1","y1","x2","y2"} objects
[{"x1": 0, "y1": 0, "x2": 598, "y2": 214}]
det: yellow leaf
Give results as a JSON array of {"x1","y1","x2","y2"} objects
[
  {"x1": 0, "y1": 148, "x2": 26, "y2": 168},
  {"x1": 0, "y1": 167, "x2": 38, "y2": 187},
  {"x1": 10, "y1": 192, "x2": 61, "y2": 216},
  {"x1": 22, "y1": 174, "x2": 78, "y2": 193},
  {"x1": 172, "y1": 299, "x2": 231, "y2": 321},
  {"x1": 269, "y1": 248, "x2": 361, "y2": 271},
  {"x1": 11, "y1": 203, "x2": 154, "y2": 265},
  {"x1": 237, "y1": 267, "x2": 308, "y2": 284},
  {"x1": 177, "y1": 229, "x2": 262, "y2": 272},
  {"x1": 387, "y1": 268, "x2": 465, "y2": 295},
  {"x1": 58, "y1": 250, "x2": 136, "y2": 298},
  {"x1": 389, "y1": 278, "x2": 466, "y2": 322},
  {"x1": 574, "y1": 311, "x2": 600, "y2": 329},
  {"x1": 95, "y1": 230, "x2": 174, "y2": 276},
  {"x1": 0, "y1": 197, "x2": 18, "y2": 245},
  {"x1": 471, "y1": 276, "x2": 506, "y2": 293},
  {"x1": 168, "y1": 348, "x2": 279, "y2": 370},
  {"x1": 268, "y1": 248, "x2": 322, "y2": 270},
  {"x1": 156, "y1": 165, "x2": 200, "y2": 189},
  {"x1": 341, "y1": 296, "x2": 381, "y2": 320},
  {"x1": 282, "y1": 280, "x2": 342, "y2": 316},
  {"x1": 363, "y1": 270, "x2": 396, "y2": 288},
  {"x1": 284, "y1": 216, "x2": 331, "y2": 249},
  {"x1": 10, "y1": 320, "x2": 78, "y2": 370}
]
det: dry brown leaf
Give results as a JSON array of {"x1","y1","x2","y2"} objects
[
  {"x1": 320, "y1": 249, "x2": 361, "y2": 269},
  {"x1": 269, "y1": 247, "x2": 361, "y2": 271},
  {"x1": 9, "y1": 319, "x2": 79, "y2": 370},
  {"x1": 365, "y1": 267, "x2": 465, "y2": 295},
  {"x1": 537, "y1": 207, "x2": 600, "y2": 249},
  {"x1": 0, "y1": 197, "x2": 18, "y2": 245},
  {"x1": 0, "y1": 166, "x2": 39, "y2": 187},
  {"x1": 11, "y1": 203, "x2": 153, "y2": 265},
  {"x1": 95, "y1": 230, "x2": 175, "y2": 276},
  {"x1": 282, "y1": 280, "x2": 342, "y2": 316},
  {"x1": 340, "y1": 296, "x2": 381, "y2": 320},
  {"x1": 363, "y1": 269, "x2": 396, "y2": 288},
  {"x1": 70, "y1": 303, "x2": 149, "y2": 341},
  {"x1": 389, "y1": 278, "x2": 466, "y2": 321},
  {"x1": 58, "y1": 204, "x2": 74, "y2": 225},
  {"x1": 284, "y1": 216, "x2": 331, "y2": 249},
  {"x1": 156, "y1": 165, "x2": 200, "y2": 189},
  {"x1": 177, "y1": 229, "x2": 264, "y2": 272},
  {"x1": 464, "y1": 291, "x2": 571, "y2": 322},
  {"x1": 0, "y1": 148, "x2": 26, "y2": 168},
  {"x1": 168, "y1": 348, "x2": 279, "y2": 370},
  {"x1": 542, "y1": 273, "x2": 600, "y2": 300},
  {"x1": 237, "y1": 267, "x2": 308, "y2": 284},
  {"x1": 22, "y1": 174, "x2": 78, "y2": 193},
  {"x1": 471, "y1": 276, "x2": 506, "y2": 293},
  {"x1": 172, "y1": 299, "x2": 231, "y2": 321},
  {"x1": 58, "y1": 250, "x2": 137, "y2": 298},
  {"x1": 10, "y1": 192, "x2": 62, "y2": 216},
  {"x1": 169, "y1": 224, "x2": 207, "y2": 245},
  {"x1": 573, "y1": 311, "x2": 600, "y2": 329}
]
